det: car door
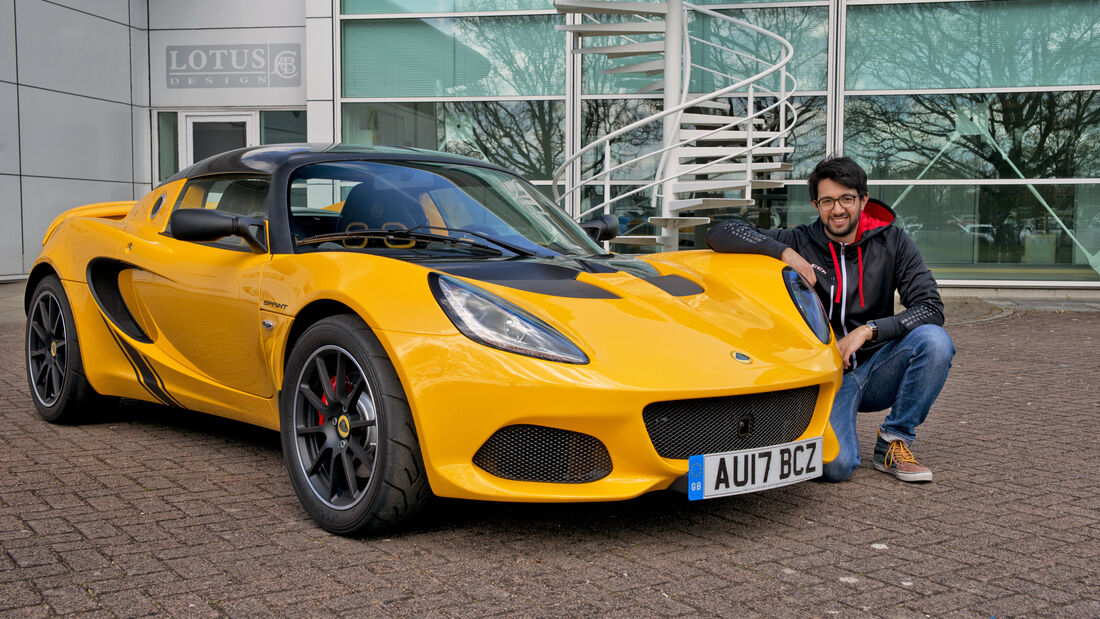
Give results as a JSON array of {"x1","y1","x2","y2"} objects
[{"x1": 124, "y1": 175, "x2": 275, "y2": 398}]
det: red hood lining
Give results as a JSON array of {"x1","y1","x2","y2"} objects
[{"x1": 855, "y1": 200, "x2": 893, "y2": 242}]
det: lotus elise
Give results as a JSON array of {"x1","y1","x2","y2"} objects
[{"x1": 25, "y1": 144, "x2": 841, "y2": 535}]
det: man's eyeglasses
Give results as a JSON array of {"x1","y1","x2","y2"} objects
[{"x1": 814, "y1": 194, "x2": 861, "y2": 209}]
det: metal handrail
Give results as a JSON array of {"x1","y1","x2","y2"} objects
[{"x1": 553, "y1": 2, "x2": 798, "y2": 228}]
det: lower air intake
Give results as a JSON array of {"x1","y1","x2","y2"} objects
[
  {"x1": 473, "y1": 425, "x2": 612, "y2": 484},
  {"x1": 643, "y1": 386, "x2": 820, "y2": 459}
]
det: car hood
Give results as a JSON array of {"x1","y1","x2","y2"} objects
[{"x1": 430, "y1": 251, "x2": 832, "y2": 372}]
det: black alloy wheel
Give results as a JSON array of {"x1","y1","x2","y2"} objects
[
  {"x1": 280, "y1": 314, "x2": 429, "y2": 535},
  {"x1": 27, "y1": 284, "x2": 66, "y2": 407},
  {"x1": 26, "y1": 275, "x2": 111, "y2": 423},
  {"x1": 291, "y1": 343, "x2": 379, "y2": 510}
]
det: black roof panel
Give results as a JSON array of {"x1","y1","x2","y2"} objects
[{"x1": 160, "y1": 143, "x2": 503, "y2": 186}]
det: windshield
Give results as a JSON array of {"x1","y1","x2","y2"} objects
[{"x1": 288, "y1": 160, "x2": 605, "y2": 258}]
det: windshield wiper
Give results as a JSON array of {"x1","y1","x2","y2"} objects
[
  {"x1": 405, "y1": 225, "x2": 537, "y2": 257},
  {"x1": 296, "y1": 229, "x2": 510, "y2": 256}
]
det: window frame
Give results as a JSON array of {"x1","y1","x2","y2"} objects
[{"x1": 165, "y1": 174, "x2": 273, "y2": 253}]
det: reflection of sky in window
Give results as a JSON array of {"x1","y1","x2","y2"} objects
[
  {"x1": 846, "y1": 2, "x2": 1100, "y2": 90},
  {"x1": 341, "y1": 0, "x2": 556, "y2": 13},
  {"x1": 688, "y1": 9, "x2": 828, "y2": 93},
  {"x1": 342, "y1": 16, "x2": 563, "y2": 97},
  {"x1": 445, "y1": 17, "x2": 565, "y2": 96}
]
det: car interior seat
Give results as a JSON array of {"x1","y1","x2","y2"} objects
[
  {"x1": 339, "y1": 181, "x2": 431, "y2": 232},
  {"x1": 218, "y1": 179, "x2": 270, "y2": 219}
]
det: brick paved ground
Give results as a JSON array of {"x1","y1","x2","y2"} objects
[{"x1": 1, "y1": 283, "x2": 1097, "y2": 617}]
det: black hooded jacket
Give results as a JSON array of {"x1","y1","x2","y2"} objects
[{"x1": 706, "y1": 199, "x2": 944, "y2": 364}]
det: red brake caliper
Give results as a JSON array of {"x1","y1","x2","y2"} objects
[
  {"x1": 317, "y1": 376, "x2": 339, "y2": 425},
  {"x1": 318, "y1": 376, "x2": 354, "y2": 425}
]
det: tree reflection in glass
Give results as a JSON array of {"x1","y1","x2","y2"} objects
[
  {"x1": 845, "y1": 93, "x2": 1100, "y2": 276},
  {"x1": 846, "y1": 93, "x2": 1100, "y2": 181},
  {"x1": 846, "y1": 2, "x2": 1100, "y2": 91},
  {"x1": 442, "y1": 101, "x2": 564, "y2": 180}
]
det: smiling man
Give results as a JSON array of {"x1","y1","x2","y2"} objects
[{"x1": 707, "y1": 156, "x2": 955, "y2": 483}]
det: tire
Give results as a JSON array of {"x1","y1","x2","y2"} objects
[
  {"x1": 25, "y1": 275, "x2": 112, "y2": 423},
  {"x1": 280, "y1": 314, "x2": 430, "y2": 535}
]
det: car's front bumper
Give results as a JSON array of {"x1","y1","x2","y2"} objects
[{"x1": 381, "y1": 330, "x2": 842, "y2": 502}]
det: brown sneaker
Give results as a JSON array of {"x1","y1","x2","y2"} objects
[{"x1": 873, "y1": 435, "x2": 933, "y2": 482}]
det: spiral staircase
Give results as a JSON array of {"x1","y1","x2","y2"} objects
[{"x1": 552, "y1": 0, "x2": 799, "y2": 251}]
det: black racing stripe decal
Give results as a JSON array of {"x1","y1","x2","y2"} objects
[
  {"x1": 641, "y1": 274, "x2": 705, "y2": 297},
  {"x1": 122, "y1": 340, "x2": 185, "y2": 409},
  {"x1": 100, "y1": 317, "x2": 159, "y2": 404},
  {"x1": 100, "y1": 315, "x2": 184, "y2": 408}
]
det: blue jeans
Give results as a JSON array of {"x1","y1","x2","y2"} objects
[{"x1": 821, "y1": 324, "x2": 955, "y2": 482}]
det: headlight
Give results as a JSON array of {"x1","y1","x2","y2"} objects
[
  {"x1": 782, "y1": 267, "x2": 831, "y2": 344},
  {"x1": 430, "y1": 274, "x2": 589, "y2": 364}
]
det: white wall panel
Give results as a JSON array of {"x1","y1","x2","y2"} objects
[
  {"x1": 16, "y1": 0, "x2": 131, "y2": 103},
  {"x1": 0, "y1": 174, "x2": 22, "y2": 276},
  {"x1": 0, "y1": 0, "x2": 15, "y2": 83},
  {"x1": 150, "y1": 0, "x2": 304, "y2": 30},
  {"x1": 20, "y1": 176, "x2": 133, "y2": 273},
  {"x1": 306, "y1": 0, "x2": 331, "y2": 19},
  {"x1": 131, "y1": 106, "x2": 150, "y2": 185},
  {"x1": 128, "y1": 0, "x2": 147, "y2": 28},
  {"x1": 0, "y1": 83, "x2": 18, "y2": 175},
  {"x1": 131, "y1": 27, "x2": 149, "y2": 106},
  {"x1": 19, "y1": 86, "x2": 133, "y2": 182},
  {"x1": 306, "y1": 17, "x2": 332, "y2": 100},
  {"x1": 47, "y1": 0, "x2": 129, "y2": 24},
  {"x1": 306, "y1": 100, "x2": 333, "y2": 143}
]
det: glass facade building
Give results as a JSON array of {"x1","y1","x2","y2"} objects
[
  {"x1": 2, "y1": 0, "x2": 1097, "y2": 284},
  {"x1": 336, "y1": 0, "x2": 1100, "y2": 285}
]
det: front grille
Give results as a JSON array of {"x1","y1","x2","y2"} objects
[
  {"x1": 643, "y1": 386, "x2": 819, "y2": 459},
  {"x1": 473, "y1": 425, "x2": 612, "y2": 484}
]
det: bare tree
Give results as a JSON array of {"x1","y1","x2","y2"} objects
[{"x1": 444, "y1": 100, "x2": 564, "y2": 179}]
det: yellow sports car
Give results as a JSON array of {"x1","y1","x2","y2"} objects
[{"x1": 26, "y1": 144, "x2": 841, "y2": 535}]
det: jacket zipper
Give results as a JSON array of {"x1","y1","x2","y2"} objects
[
  {"x1": 836, "y1": 241, "x2": 859, "y2": 370},
  {"x1": 838, "y1": 242, "x2": 848, "y2": 337}
]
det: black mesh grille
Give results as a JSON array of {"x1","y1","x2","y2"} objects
[
  {"x1": 643, "y1": 386, "x2": 819, "y2": 459},
  {"x1": 473, "y1": 425, "x2": 612, "y2": 484}
]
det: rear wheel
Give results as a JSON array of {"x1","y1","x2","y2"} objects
[
  {"x1": 280, "y1": 314, "x2": 430, "y2": 535},
  {"x1": 26, "y1": 275, "x2": 110, "y2": 423}
]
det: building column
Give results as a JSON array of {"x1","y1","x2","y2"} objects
[{"x1": 306, "y1": 0, "x2": 335, "y2": 143}]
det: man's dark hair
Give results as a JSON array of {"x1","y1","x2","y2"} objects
[{"x1": 807, "y1": 156, "x2": 868, "y2": 201}]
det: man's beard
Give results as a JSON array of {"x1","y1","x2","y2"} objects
[{"x1": 825, "y1": 211, "x2": 860, "y2": 239}]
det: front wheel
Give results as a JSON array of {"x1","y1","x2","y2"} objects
[
  {"x1": 25, "y1": 275, "x2": 113, "y2": 423},
  {"x1": 280, "y1": 315, "x2": 430, "y2": 535}
]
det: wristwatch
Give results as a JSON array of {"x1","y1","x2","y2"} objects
[{"x1": 866, "y1": 321, "x2": 879, "y2": 342}]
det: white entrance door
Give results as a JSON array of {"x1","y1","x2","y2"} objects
[{"x1": 181, "y1": 112, "x2": 260, "y2": 167}]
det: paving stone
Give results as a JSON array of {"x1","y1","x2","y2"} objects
[
  {"x1": 213, "y1": 596, "x2": 277, "y2": 617},
  {"x1": 902, "y1": 589, "x2": 986, "y2": 615},
  {"x1": 0, "y1": 581, "x2": 43, "y2": 610},
  {"x1": 0, "y1": 286, "x2": 1097, "y2": 616},
  {"x1": 95, "y1": 588, "x2": 163, "y2": 618},
  {"x1": 40, "y1": 584, "x2": 101, "y2": 614},
  {"x1": 6, "y1": 546, "x2": 58, "y2": 568},
  {"x1": 1046, "y1": 600, "x2": 1100, "y2": 617}
]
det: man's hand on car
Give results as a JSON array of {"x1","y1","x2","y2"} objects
[{"x1": 781, "y1": 247, "x2": 817, "y2": 287}]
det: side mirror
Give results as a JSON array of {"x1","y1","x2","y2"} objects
[
  {"x1": 579, "y1": 213, "x2": 619, "y2": 242},
  {"x1": 169, "y1": 209, "x2": 267, "y2": 253}
]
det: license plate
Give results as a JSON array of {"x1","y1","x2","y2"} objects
[{"x1": 687, "y1": 437, "x2": 822, "y2": 500}]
